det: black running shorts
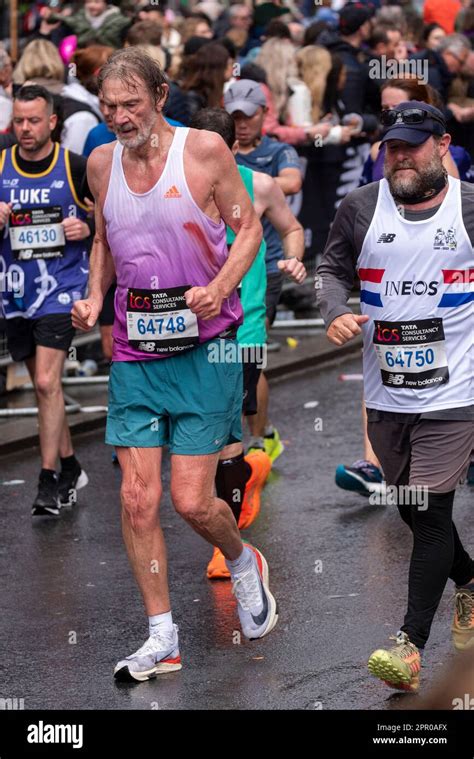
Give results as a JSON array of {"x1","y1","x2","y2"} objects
[
  {"x1": 98, "y1": 283, "x2": 116, "y2": 327},
  {"x1": 6, "y1": 313, "x2": 75, "y2": 362},
  {"x1": 243, "y1": 359, "x2": 262, "y2": 416}
]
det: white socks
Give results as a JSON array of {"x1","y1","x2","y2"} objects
[
  {"x1": 226, "y1": 545, "x2": 253, "y2": 576},
  {"x1": 149, "y1": 610, "x2": 174, "y2": 638}
]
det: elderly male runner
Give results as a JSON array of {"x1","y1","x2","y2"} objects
[{"x1": 72, "y1": 48, "x2": 278, "y2": 682}]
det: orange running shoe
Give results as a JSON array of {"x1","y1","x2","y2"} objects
[
  {"x1": 238, "y1": 450, "x2": 272, "y2": 529},
  {"x1": 207, "y1": 546, "x2": 231, "y2": 580}
]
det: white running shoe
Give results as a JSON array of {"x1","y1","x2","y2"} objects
[
  {"x1": 114, "y1": 624, "x2": 182, "y2": 682},
  {"x1": 231, "y1": 545, "x2": 278, "y2": 640}
]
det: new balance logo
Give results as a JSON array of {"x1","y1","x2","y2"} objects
[
  {"x1": 164, "y1": 185, "x2": 181, "y2": 198},
  {"x1": 50, "y1": 180, "x2": 64, "y2": 189},
  {"x1": 387, "y1": 374, "x2": 404, "y2": 385},
  {"x1": 377, "y1": 233, "x2": 396, "y2": 243}
]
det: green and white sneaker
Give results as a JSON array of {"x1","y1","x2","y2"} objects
[
  {"x1": 263, "y1": 427, "x2": 284, "y2": 463},
  {"x1": 368, "y1": 631, "x2": 421, "y2": 692}
]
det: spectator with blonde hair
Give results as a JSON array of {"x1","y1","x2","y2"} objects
[
  {"x1": 255, "y1": 35, "x2": 342, "y2": 145},
  {"x1": 0, "y1": 47, "x2": 13, "y2": 131},
  {"x1": 295, "y1": 44, "x2": 333, "y2": 125},
  {"x1": 13, "y1": 38, "x2": 65, "y2": 93},
  {"x1": 13, "y1": 39, "x2": 105, "y2": 153},
  {"x1": 256, "y1": 35, "x2": 296, "y2": 123}
]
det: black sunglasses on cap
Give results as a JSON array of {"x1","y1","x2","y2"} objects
[{"x1": 380, "y1": 108, "x2": 446, "y2": 130}]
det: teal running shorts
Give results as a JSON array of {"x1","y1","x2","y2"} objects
[{"x1": 106, "y1": 339, "x2": 243, "y2": 455}]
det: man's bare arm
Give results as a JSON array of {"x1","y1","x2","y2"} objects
[
  {"x1": 274, "y1": 167, "x2": 302, "y2": 196},
  {"x1": 184, "y1": 132, "x2": 262, "y2": 319},
  {"x1": 86, "y1": 146, "x2": 116, "y2": 305},
  {"x1": 207, "y1": 133, "x2": 263, "y2": 298},
  {"x1": 71, "y1": 145, "x2": 116, "y2": 331},
  {"x1": 253, "y1": 171, "x2": 306, "y2": 283},
  {"x1": 254, "y1": 172, "x2": 304, "y2": 260}
]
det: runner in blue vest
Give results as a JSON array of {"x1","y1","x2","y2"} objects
[{"x1": 0, "y1": 85, "x2": 91, "y2": 516}]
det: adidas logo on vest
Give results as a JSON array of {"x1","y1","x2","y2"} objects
[{"x1": 164, "y1": 185, "x2": 182, "y2": 198}]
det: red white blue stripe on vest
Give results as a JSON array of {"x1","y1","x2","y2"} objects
[
  {"x1": 438, "y1": 269, "x2": 474, "y2": 307},
  {"x1": 358, "y1": 267, "x2": 474, "y2": 308},
  {"x1": 358, "y1": 268, "x2": 384, "y2": 308}
]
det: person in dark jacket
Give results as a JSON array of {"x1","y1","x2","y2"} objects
[
  {"x1": 179, "y1": 42, "x2": 232, "y2": 118},
  {"x1": 164, "y1": 80, "x2": 191, "y2": 125},
  {"x1": 322, "y1": 3, "x2": 380, "y2": 133},
  {"x1": 410, "y1": 33, "x2": 471, "y2": 103},
  {"x1": 40, "y1": 0, "x2": 131, "y2": 49}
]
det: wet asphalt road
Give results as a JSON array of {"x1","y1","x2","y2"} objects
[{"x1": 0, "y1": 355, "x2": 472, "y2": 711}]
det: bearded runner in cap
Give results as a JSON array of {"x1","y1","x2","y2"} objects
[
  {"x1": 72, "y1": 48, "x2": 279, "y2": 682},
  {"x1": 317, "y1": 101, "x2": 474, "y2": 692}
]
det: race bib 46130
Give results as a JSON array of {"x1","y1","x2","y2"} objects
[{"x1": 9, "y1": 206, "x2": 65, "y2": 260}]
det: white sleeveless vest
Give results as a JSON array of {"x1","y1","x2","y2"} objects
[{"x1": 357, "y1": 176, "x2": 473, "y2": 413}]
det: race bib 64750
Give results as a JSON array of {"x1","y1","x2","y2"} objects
[{"x1": 373, "y1": 318, "x2": 449, "y2": 389}]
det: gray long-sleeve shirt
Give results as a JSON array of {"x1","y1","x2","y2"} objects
[{"x1": 315, "y1": 180, "x2": 474, "y2": 421}]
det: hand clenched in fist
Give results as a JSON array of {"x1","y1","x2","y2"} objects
[
  {"x1": 327, "y1": 313, "x2": 369, "y2": 346},
  {"x1": 277, "y1": 257, "x2": 306, "y2": 284},
  {"x1": 0, "y1": 202, "x2": 13, "y2": 230},
  {"x1": 185, "y1": 283, "x2": 223, "y2": 320},
  {"x1": 71, "y1": 298, "x2": 101, "y2": 331},
  {"x1": 62, "y1": 217, "x2": 90, "y2": 241}
]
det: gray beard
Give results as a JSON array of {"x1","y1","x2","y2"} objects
[
  {"x1": 385, "y1": 154, "x2": 444, "y2": 201},
  {"x1": 116, "y1": 115, "x2": 156, "y2": 150}
]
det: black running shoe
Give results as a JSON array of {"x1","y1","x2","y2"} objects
[
  {"x1": 58, "y1": 462, "x2": 89, "y2": 506},
  {"x1": 32, "y1": 471, "x2": 60, "y2": 516}
]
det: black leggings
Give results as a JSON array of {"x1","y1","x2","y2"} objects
[
  {"x1": 399, "y1": 490, "x2": 474, "y2": 649},
  {"x1": 215, "y1": 454, "x2": 250, "y2": 524}
]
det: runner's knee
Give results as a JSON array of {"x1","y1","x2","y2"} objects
[
  {"x1": 172, "y1": 487, "x2": 212, "y2": 524},
  {"x1": 35, "y1": 371, "x2": 62, "y2": 397},
  {"x1": 121, "y1": 479, "x2": 161, "y2": 528}
]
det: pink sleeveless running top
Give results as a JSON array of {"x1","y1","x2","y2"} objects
[{"x1": 103, "y1": 127, "x2": 242, "y2": 361}]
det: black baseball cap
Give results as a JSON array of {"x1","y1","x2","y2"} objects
[
  {"x1": 380, "y1": 101, "x2": 447, "y2": 146},
  {"x1": 339, "y1": 3, "x2": 372, "y2": 35}
]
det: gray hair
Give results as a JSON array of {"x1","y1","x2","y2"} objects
[
  {"x1": 97, "y1": 47, "x2": 169, "y2": 107},
  {"x1": 375, "y1": 6, "x2": 405, "y2": 30},
  {"x1": 229, "y1": 4, "x2": 252, "y2": 17},
  {"x1": 439, "y1": 33, "x2": 471, "y2": 57},
  {"x1": 0, "y1": 48, "x2": 11, "y2": 72}
]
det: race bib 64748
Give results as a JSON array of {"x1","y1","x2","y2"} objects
[{"x1": 126, "y1": 285, "x2": 199, "y2": 355}]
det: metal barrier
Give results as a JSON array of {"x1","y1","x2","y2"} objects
[
  {"x1": 0, "y1": 327, "x2": 102, "y2": 368},
  {"x1": 0, "y1": 390, "x2": 108, "y2": 418},
  {"x1": 0, "y1": 326, "x2": 108, "y2": 416},
  {"x1": 0, "y1": 326, "x2": 8, "y2": 363}
]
